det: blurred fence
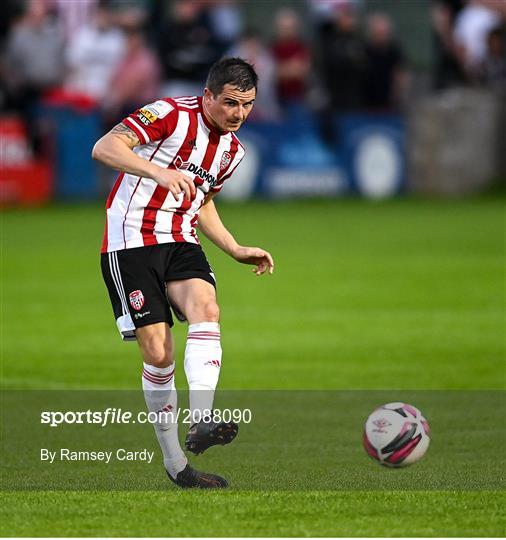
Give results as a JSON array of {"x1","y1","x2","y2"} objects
[{"x1": 409, "y1": 88, "x2": 505, "y2": 196}]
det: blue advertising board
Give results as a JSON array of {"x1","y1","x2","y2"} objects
[
  {"x1": 220, "y1": 110, "x2": 405, "y2": 200},
  {"x1": 37, "y1": 104, "x2": 101, "y2": 199},
  {"x1": 339, "y1": 115, "x2": 406, "y2": 198}
]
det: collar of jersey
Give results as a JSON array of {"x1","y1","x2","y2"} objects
[{"x1": 198, "y1": 97, "x2": 229, "y2": 136}]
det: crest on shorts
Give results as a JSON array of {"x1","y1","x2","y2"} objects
[
  {"x1": 220, "y1": 151, "x2": 232, "y2": 171},
  {"x1": 129, "y1": 290, "x2": 144, "y2": 311}
]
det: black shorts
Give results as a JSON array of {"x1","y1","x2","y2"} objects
[{"x1": 100, "y1": 243, "x2": 216, "y2": 340}]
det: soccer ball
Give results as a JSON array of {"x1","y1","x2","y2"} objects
[{"x1": 363, "y1": 402, "x2": 430, "y2": 467}]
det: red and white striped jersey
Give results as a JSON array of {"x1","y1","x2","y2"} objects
[{"x1": 101, "y1": 95, "x2": 245, "y2": 253}]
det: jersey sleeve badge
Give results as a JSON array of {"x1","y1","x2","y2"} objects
[{"x1": 137, "y1": 100, "x2": 174, "y2": 125}]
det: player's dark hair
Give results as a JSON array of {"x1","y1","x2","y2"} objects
[{"x1": 206, "y1": 57, "x2": 258, "y2": 96}]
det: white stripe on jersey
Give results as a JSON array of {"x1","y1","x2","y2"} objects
[
  {"x1": 105, "y1": 152, "x2": 152, "y2": 250},
  {"x1": 174, "y1": 97, "x2": 199, "y2": 109},
  {"x1": 152, "y1": 110, "x2": 192, "y2": 244},
  {"x1": 124, "y1": 117, "x2": 150, "y2": 143},
  {"x1": 123, "y1": 175, "x2": 158, "y2": 247},
  {"x1": 168, "y1": 113, "x2": 210, "y2": 242}
]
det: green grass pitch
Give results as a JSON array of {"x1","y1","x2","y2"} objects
[{"x1": 1, "y1": 197, "x2": 504, "y2": 536}]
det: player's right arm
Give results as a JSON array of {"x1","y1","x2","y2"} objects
[{"x1": 92, "y1": 124, "x2": 195, "y2": 200}]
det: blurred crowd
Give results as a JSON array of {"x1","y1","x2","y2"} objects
[
  {"x1": 1, "y1": 0, "x2": 505, "y2": 156},
  {"x1": 432, "y1": 0, "x2": 506, "y2": 90}
]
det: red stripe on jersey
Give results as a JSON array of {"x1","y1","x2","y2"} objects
[
  {"x1": 101, "y1": 172, "x2": 124, "y2": 253},
  {"x1": 141, "y1": 112, "x2": 199, "y2": 245},
  {"x1": 106, "y1": 172, "x2": 125, "y2": 210},
  {"x1": 101, "y1": 222, "x2": 108, "y2": 253},
  {"x1": 172, "y1": 130, "x2": 221, "y2": 242},
  {"x1": 123, "y1": 138, "x2": 167, "y2": 249},
  {"x1": 189, "y1": 213, "x2": 199, "y2": 240},
  {"x1": 139, "y1": 184, "x2": 167, "y2": 245}
]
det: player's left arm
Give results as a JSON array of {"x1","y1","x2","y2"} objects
[{"x1": 198, "y1": 195, "x2": 274, "y2": 276}]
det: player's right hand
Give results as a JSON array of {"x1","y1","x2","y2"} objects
[{"x1": 153, "y1": 169, "x2": 196, "y2": 200}]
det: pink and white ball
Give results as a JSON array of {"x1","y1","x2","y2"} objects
[{"x1": 363, "y1": 402, "x2": 430, "y2": 467}]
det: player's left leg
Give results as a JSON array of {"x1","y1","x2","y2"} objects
[{"x1": 166, "y1": 278, "x2": 238, "y2": 454}]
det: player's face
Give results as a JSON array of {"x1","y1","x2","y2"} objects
[{"x1": 203, "y1": 85, "x2": 256, "y2": 132}]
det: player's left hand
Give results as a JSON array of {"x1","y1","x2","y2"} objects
[{"x1": 233, "y1": 246, "x2": 274, "y2": 276}]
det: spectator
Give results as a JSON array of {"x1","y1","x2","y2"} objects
[
  {"x1": 50, "y1": 0, "x2": 98, "y2": 43},
  {"x1": 158, "y1": 0, "x2": 221, "y2": 97},
  {"x1": 364, "y1": 13, "x2": 408, "y2": 111},
  {"x1": 313, "y1": 2, "x2": 366, "y2": 145},
  {"x1": 206, "y1": 0, "x2": 243, "y2": 55},
  {"x1": 4, "y1": 0, "x2": 64, "y2": 99},
  {"x1": 64, "y1": 3, "x2": 125, "y2": 103},
  {"x1": 307, "y1": 0, "x2": 362, "y2": 24},
  {"x1": 227, "y1": 30, "x2": 281, "y2": 120},
  {"x1": 271, "y1": 8, "x2": 311, "y2": 107},
  {"x1": 431, "y1": 0, "x2": 468, "y2": 89},
  {"x1": 110, "y1": 2, "x2": 150, "y2": 32},
  {"x1": 0, "y1": 0, "x2": 26, "y2": 44},
  {"x1": 453, "y1": 0, "x2": 502, "y2": 79},
  {"x1": 3, "y1": 0, "x2": 65, "y2": 154},
  {"x1": 315, "y1": 2, "x2": 367, "y2": 112},
  {"x1": 481, "y1": 25, "x2": 506, "y2": 90},
  {"x1": 102, "y1": 24, "x2": 161, "y2": 126}
]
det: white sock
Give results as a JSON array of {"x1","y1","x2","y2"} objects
[
  {"x1": 184, "y1": 322, "x2": 222, "y2": 423},
  {"x1": 142, "y1": 362, "x2": 187, "y2": 478}
]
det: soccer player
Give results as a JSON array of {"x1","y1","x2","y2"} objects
[{"x1": 92, "y1": 58, "x2": 274, "y2": 488}]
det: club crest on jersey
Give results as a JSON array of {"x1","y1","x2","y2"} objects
[
  {"x1": 129, "y1": 290, "x2": 145, "y2": 311},
  {"x1": 220, "y1": 151, "x2": 232, "y2": 171},
  {"x1": 174, "y1": 156, "x2": 217, "y2": 186}
]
